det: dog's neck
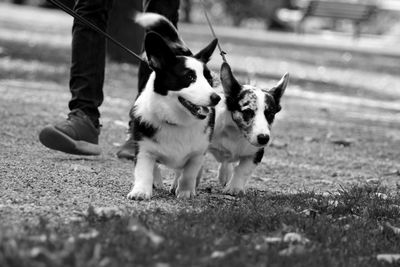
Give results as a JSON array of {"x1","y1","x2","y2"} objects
[{"x1": 214, "y1": 96, "x2": 240, "y2": 134}]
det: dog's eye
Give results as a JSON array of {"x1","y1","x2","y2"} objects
[
  {"x1": 184, "y1": 71, "x2": 197, "y2": 83},
  {"x1": 242, "y1": 109, "x2": 255, "y2": 121}
]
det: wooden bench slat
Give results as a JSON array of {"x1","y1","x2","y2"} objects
[
  {"x1": 308, "y1": 10, "x2": 372, "y2": 20},
  {"x1": 297, "y1": 0, "x2": 378, "y2": 38},
  {"x1": 307, "y1": 2, "x2": 375, "y2": 19}
]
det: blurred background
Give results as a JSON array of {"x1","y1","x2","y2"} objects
[{"x1": 3, "y1": 0, "x2": 400, "y2": 63}]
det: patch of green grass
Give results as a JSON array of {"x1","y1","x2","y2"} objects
[{"x1": 1, "y1": 185, "x2": 399, "y2": 267}]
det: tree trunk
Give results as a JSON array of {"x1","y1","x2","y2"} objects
[{"x1": 107, "y1": 0, "x2": 144, "y2": 65}]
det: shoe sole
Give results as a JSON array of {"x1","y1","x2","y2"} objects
[
  {"x1": 39, "y1": 125, "x2": 101, "y2": 156},
  {"x1": 116, "y1": 149, "x2": 136, "y2": 160}
]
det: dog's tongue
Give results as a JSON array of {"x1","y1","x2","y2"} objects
[{"x1": 197, "y1": 106, "x2": 209, "y2": 118}]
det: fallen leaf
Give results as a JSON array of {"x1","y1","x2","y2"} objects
[
  {"x1": 328, "y1": 200, "x2": 339, "y2": 207},
  {"x1": 304, "y1": 136, "x2": 319, "y2": 143},
  {"x1": 30, "y1": 247, "x2": 47, "y2": 258},
  {"x1": 375, "y1": 193, "x2": 388, "y2": 200},
  {"x1": 263, "y1": 237, "x2": 282, "y2": 244},
  {"x1": 78, "y1": 229, "x2": 99, "y2": 240},
  {"x1": 89, "y1": 206, "x2": 127, "y2": 219},
  {"x1": 366, "y1": 178, "x2": 380, "y2": 184},
  {"x1": 270, "y1": 141, "x2": 288, "y2": 149},
  {"x1": 28, "y1": 235, "x2": 47, "y2": 242},
  {"x1": 221, "y1": 195, "x2": 237, "y2": 200},
  {"x1": 321, "y1": 191, "x2": 340, "y2": 197},
  {"x1": 377, "y1": 254, "x2": 400, "y2": 263},
  {"x1": 283, "y1": 232, "x2": 309, "y2": 244},
  {"x1": 29, "y1": 247, "x2": 58, "y2": 263},
  {"x1": 99, "y1": 258, "x2": 112, "y2": 267},
  {"x1": 254, "y1": 177, "x2": 272, "y2": 183},
  {"x1": 70, "y1": 164, "x2": 97, "y2": 173},
  {"x1": 128, "y1": 219, "x2": 164, "y2": 246},
  {"x1": 300, "y1": 208, "x2": 318, "y2": 218},
  {"x1": 314, "y1": 179, "x2": 333, "y2": 185},
  {"x1": 69, "y1": 216, "x2": 83, "y2": 223},
  {"x1": 210, "y1": 247, "x2": 239, "y2": 259}
]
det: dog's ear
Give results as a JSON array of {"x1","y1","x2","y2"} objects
[
  {"x1": 269, "y1": 73, "x2": 289, "y2": 104},
  {"x1": 145, "y1": 32, "x2": 176, "y2": 70},
  {"x1": 194, "y1": 39, "x2": 218, "y2": 63},
  {"x1": 220, "y1": 62, "x2": 241, "y2": 97}
]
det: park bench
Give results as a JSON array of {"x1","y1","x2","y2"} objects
[{"x1": 297, "y1": 1, "x2": 378, "y2": 38}]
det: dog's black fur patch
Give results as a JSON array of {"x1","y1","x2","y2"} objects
[
  {"x1": 137, "y1": 12, "x2": 192, "y2": 56},
  {"x1": 206, "y1": 107, "x2": 216, "y2": 141},
  {"x1": 203, "y1": 66, "x2": 214, "y2": 87},
  {"x1": 264, "y1": 93, "x2": 280, "y2": 124},
  {"x1": 130, "y1": 107, "x2": 158, "y2": 164},
  {"x1": 253, "y1": 148, "x2": 264, "y2": 164},
  {"x1": 227, "y1": 90, "x2": 258, "y2": 137},
  {"x1": 153, "y1": 57, "x2": 198, "y2": 95}
]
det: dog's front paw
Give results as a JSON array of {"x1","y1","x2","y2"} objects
[
  {"x1": 218, "y1": 175, "x2": 228, "y2": 187},
  {"x1": 127, "y1": 186, "x2": 152, "y2": 200},
  {"x1": 169, "y1": 184, "x2": 177, "y2": 195},
  {"x1": 153, "y1": 179, "x2": 165, "y2": 190},
  {"x1": 222, "y1": 186, "x2": 245, "y2": 196},
  {"x1": 175, "y1": 188, "x2": 196, "y2": 199}
]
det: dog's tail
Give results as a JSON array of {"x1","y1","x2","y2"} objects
[{"x1": 134, "y1": 12, "x2": 191, "y2": 56}]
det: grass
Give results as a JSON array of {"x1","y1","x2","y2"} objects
[
  {"x1": 1, "y1": 185, "x2": 399, "y2": 267},
  {"x1": 1, "y1": 4, "x2": 400, "y2": 267}
]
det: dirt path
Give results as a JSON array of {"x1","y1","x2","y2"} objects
[{"x1": 1, "y1": 3, "x2": 399, "y2": 236}]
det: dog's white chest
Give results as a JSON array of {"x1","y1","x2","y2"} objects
[{"x1": 145, "y1": 123, "x2": 210, "y2": 169}]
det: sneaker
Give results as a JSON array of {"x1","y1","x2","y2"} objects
[
  {"x1": 39, "y1": 109, "x2": 101, "y2": 155},
  {"x1": 116, "y1": 120, "x2": 136, "y2": 160}
]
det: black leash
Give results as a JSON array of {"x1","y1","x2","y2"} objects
[
  {"x1": 200, "y1": 0, "x2": 228, "y2": 63},
  {"x1": 48, "y1": 0, "x2": 147, "y2": 64}
]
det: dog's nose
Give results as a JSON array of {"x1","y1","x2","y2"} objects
[
  {"x1": 210, "y1": 93, "x2": 221, "y2": 106},
  {"x1": 257, "y1": 134, "x2": 270, "y2": 145}
]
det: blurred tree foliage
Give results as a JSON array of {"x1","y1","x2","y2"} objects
[{"x1": 219, "y1": 0, "x2": 294, "y2": 30}]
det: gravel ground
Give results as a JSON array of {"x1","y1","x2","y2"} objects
[{"x1": 0, "y1": 3, "x2": 399, "y2": 237}]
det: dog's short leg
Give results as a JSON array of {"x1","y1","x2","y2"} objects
[
  {"x1": 127, "y1": 153, "x2": 155, "y2": 200},
  {"x1": 169, "y1": 170, "x2": 181, "y2": 194},
  {"x1": 223, "y1": 156, "x2": 254, "y2": 196},
  {"x1": 195, "y1": 166, "x2": 203, "y2": 188},
  {"x1": 176, "y1": 155, "x2": 203, "y2": 199},
  {"x1": 153, "y1": 165, "x2": 164, "y2": 190},
  {"x1": 218, "y1": 162, "x2": 233, "y2": 186}
]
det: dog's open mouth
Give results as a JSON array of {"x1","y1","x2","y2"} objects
[{"x1": 178, "y1": 96, "x2": 210, "y2": 120}]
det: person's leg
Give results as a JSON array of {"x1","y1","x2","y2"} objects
[
  {"x1": 39, "y1": 0, "x2": 114, "y2": 155},
  {"x1": 117, "y1": 0, "x2": 180, "y2": 160},
  {"x1": 69, "y1": 0, "x2": 114, "y2": 127}
]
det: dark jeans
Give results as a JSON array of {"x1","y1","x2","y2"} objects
[{"x1": 68, "y1": 0, "x2": 181, "y2": 126}]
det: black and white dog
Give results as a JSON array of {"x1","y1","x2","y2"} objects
[
  {"x1": 127, "y1": 13, "x2": 220, "y2": 200},
  {"x1": 208, "y1": 63, "x2": 289, "y2": 195}
]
